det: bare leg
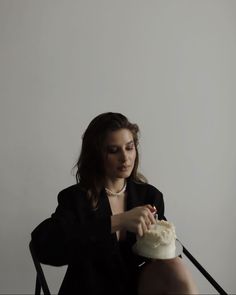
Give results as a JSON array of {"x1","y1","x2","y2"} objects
[{"x1": 138, "y1": 257, "x2": 198, "y2": 295}]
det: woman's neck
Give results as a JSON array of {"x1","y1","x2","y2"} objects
[{"x1": 105, "y1": 178, "x2": 126, "y2": 193}]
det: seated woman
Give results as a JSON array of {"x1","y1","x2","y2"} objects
[{"x1": 31, "y1": 112, "x2": 198, "y2": 295}]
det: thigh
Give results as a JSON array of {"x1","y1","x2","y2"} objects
[{"x1": 138, "y1": 257, "x2": 198, "y2": 295}]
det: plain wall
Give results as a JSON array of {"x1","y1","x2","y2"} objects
[{"x1": 0, "y1": 0, "x2": 235, "y2": 293}]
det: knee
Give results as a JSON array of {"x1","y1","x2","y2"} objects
[{"x1": 165, "y1": 259, "x2": 199, "y2": 294}]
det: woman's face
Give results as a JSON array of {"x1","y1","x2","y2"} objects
[{"x1": 103, "y1": 128, "x2": 136, "y2": 181}]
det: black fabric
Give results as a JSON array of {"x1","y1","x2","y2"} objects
[{"x1": 31, "y1": 179, "x2": 164, "y2": 295}]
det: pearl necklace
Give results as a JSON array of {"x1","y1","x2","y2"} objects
[{"x1": 105, "y1": 182, "x2": 127, "y2": 197}]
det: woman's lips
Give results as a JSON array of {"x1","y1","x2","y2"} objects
[{"x1": 118, "y1": 165, "x2": 131, "y2": 171}]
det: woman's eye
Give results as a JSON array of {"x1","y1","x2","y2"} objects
[
  {"x1": 106, "y1": 144, "x2": 134, "y2": 154},
  {"x1": 126, "y1": 145, "x2": 134, "y2": 151},
  {"x1": 107, "y1": 147, "x2": 118, "y2": 154}
]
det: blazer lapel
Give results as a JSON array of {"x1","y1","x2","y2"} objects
[{"x1": 95, "y1": 188, "x2": 112, "y2": 217}]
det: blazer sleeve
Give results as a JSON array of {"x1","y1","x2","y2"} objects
[{"x1": 31, "y1": 189, "x2": 113, "y2": 266}]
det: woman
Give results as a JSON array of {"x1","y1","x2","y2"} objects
[{"x1": 31, "y1": 112, "x2": 198, "y2": 294}]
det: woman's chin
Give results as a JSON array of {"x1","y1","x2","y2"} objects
[{"x1": 117, "y1": 171, "x2": 132, "y2": 178}]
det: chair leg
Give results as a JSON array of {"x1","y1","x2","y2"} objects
[
  {"x1": 29, "y1": 241, "x2": 51, "y2": 295},
  {"x1": 35, "y1": 275, "x2": 41, "y2": 295}
]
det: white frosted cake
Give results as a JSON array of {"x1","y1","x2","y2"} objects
[{"x1": 134, "y1": 220, "x2": 177, "y2": 259}]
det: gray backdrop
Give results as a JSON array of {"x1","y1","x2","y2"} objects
[{"x1": 0, "y1": 0, "x2": 235, "y2": 294}]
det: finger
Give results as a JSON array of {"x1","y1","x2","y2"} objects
[
  {"x1": 142, "y1": 206, "x2": 152, "y2": 216},
  {"x1": 140, "y1": 207, "x2": 155, "y2": 226},
  {"x1": 146, "y1": 209, "x2": 156, "y2": 224},
  {"x1": 141, "y1": 217, "x2": 148, "y2": 234},
  {"x1": 146, "y1": 220, "x2": 151, "y2": 229},
  {"x1": 137, "y1": 224, "x2": 143, "y2": 237},
  {"x1": 150, "y1": 212, "x2": 156, "y2": 224},
  {"x1": 144, "y1": 205, "x2": 157, "y2": 223},
  {"x1": 143, "y1": 214, "x2": 151, "y2": 229},
  {"x1": 145, "y1": 204, "x2": 156, "y2": 213}
]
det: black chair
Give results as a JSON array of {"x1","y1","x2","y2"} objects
[
  {"x1": 29, "y1": 234, "x2": 228, "y2": 295},
  {"x1": 29, "y1": 240, "x2": 51, "y2": 295}
]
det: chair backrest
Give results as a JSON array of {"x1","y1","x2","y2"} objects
[{"x1": 29, "y1": 240, "x2": 51, "y2": 295}]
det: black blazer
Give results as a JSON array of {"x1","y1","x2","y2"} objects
[{"x1": 31, "y1": 179, "x2": 164, "y2": 295}]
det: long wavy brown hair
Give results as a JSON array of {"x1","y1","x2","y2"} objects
[{"x1": 74, "y1": 112, "x2": 146, "y2": 208}]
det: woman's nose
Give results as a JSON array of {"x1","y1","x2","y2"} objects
[{"x1": 120, "y1": 150, "x2": 128, "y2": 162}]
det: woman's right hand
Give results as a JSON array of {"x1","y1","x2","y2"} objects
[
  {"x1": 111, "y1": 205, "x2": 156, "y2": 237},
  {"x1": 122, "y1": 205, "x2": 156, "y2": 237}
]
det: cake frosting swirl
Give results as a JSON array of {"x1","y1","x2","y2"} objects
[{"x1": 134, "y1": 220, "x2": 177, "y2": 259}]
